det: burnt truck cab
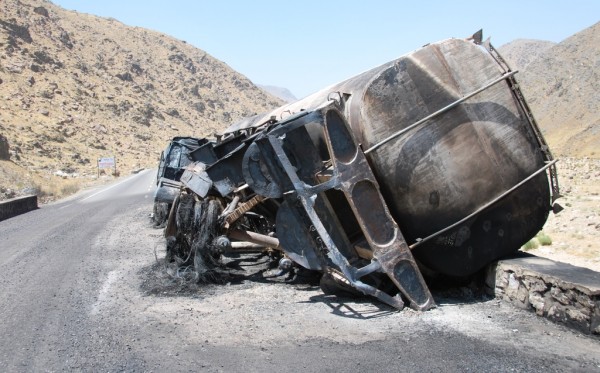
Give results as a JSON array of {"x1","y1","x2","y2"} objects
[{"x1": 153, "y1": 136, "x2": 208, "y2": 226}]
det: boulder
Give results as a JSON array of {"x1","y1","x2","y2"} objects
[
  {"x1": 0, "y1": 135, "x2": 9, "y2": 160},
  {"x1": 33, "y1": 7, "x2": 49, "y2": 17}
]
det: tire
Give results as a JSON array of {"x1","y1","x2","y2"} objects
[
  {"x1": 193, "y1": 198, "x2": 222, "y2": 282},
  {"x1": 176, "y1": 194, "x2": 195, "y2": 235},
  {"x1": 152, "y1": 202, "x2": 171, "y2": 228},
  {"x1": 192, "y1": 200, "x2": 203, "y2": 232}
]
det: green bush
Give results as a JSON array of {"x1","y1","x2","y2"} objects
[
  {"x1": 521, "y1": 238, "x2": 540, "y2": 251},
  {"x1": 536, "y1": 231, "x2": 553, "y2": 246}
]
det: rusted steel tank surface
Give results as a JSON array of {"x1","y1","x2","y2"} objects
[{"x1": 225, "y1": 38, "x2": 554, "y2": 277}]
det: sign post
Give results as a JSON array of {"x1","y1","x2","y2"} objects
[{"x1": 97, "y1": 156, "x2": 116, "y2": 177}]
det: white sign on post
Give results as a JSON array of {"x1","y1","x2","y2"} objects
[
  {"x1": 97, "y1": 156, "x2": 116, "y2": 176},
  {"x1": 98, "y1": 157, "x2": 115, "y2": 169}
]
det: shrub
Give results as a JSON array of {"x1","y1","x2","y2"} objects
[
  {"x1": 34, "y1": 178, "x2": 81, "y2": 200},
  {"x1": 521, "y1": 238, "x2": 540, "y2": 251},
  {"x1": 60, "y1": 181, "x2": 80, "y2": 196},
  {"x1": 536, "y1": 231, "x2": 553, "y2": 246}
]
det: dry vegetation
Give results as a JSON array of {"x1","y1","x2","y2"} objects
[{"x1": 0, "y1": 158, "x2": 102, "y2": 202}]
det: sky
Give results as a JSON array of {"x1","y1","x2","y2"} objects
[{"x1": 51, "y1": 1, "x2": 599, "y2": 99}]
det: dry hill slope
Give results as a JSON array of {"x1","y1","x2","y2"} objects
[
  {"x1": 497, "y1": 39, "x2": 556, "y2": 72},
  {"x1": 0, "y1": 0, "x2": 282, "y2": 199},
  {"x1": 499, "y1": 24, "x2": 600, "y2": 271},
  {"x1": 499, "y1": 22, "x2": 599, "y2": 158}
]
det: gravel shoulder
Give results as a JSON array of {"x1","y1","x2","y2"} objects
[{"x1": 115, "y1": 202, "x2": 600, "y2": 371}]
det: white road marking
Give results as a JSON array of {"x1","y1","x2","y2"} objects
[
  {"x1": 80, "y1": 180, "x2": 130, "y2": 202},
  {"x1": 80, "y1": 170, "x2": 149, "y2": 202},
  {"x1": 90, "y1": 270, "x2": 120, "y2": 316}
]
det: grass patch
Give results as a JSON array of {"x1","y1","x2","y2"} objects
[
  {"x1": 536, "y1": 231, "x2": 553, "y2": 246},
  {"x1": 521, "y1": 238, "x2": 540, "y2": 251},
  {"x1": 34, "y1": 178, "x2": 82, "y2": 200},
  {"x1": 522, "y1": 231, "x2": 553, "y2": 251}
]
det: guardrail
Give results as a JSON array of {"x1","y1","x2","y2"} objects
[{"x1": 0, "y1": 195, "x2": 38, "y2": 221}]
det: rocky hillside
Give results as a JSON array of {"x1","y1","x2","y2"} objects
[
  {"x1": 499, "y1": 22, "x2": 599, "y2": 158},
  {"x1": 497, "y1": 39, "x2": 556, "y2": 72},
  {"x1": 0, "y1": 0, "x2": 282, "y2": 198}
]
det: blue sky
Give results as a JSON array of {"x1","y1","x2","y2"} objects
[{"x1": 52, "y1": 1, "x2": 599, "y2": 99}]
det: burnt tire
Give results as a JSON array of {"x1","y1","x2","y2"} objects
[
  {"x1": 152, "y1": 202, "x2": 170, "y2": 228},
  {"x1": 176, "y1": 194, "x2": 195, "y2": 235},
  {"x1": 193, "y1": 198, "x2": 222, "y2": 282},
  {"x1": 192, "y1": 200, "x2": 203, "y2": 232}
]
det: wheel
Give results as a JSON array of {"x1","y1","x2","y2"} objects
[
  {"x1": 152, "y1": 202, "x2": 171, "y2": 228},
  {"x1": 176, "y1": 194, "x2": 195, "y2": 235},
  {"x1": 192, "y1": 198, "x2": 222, "y2": 282}
]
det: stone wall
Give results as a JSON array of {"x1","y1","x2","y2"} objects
[
  {"x1": 0, "y1": 195, "x2": 38, "y2": 221},
  {"x1": 486, "y1": 255, "x2": 600, "y2": 335}
]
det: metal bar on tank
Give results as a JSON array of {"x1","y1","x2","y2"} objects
[
  {"x1": 364, "y1": 71, "x2": 518, "y2": 154},
  {"x1": 409, "y1": 159, "x2": 558, "y2": 249}
]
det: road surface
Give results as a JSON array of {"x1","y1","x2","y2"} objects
[{"x1": 0, "y1": 170, "x2": 598, "y2": 372}]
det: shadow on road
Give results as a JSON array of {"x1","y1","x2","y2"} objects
[
  {"x1": 140, "y1": 245, "x2": 492, "y2": 319},
  {"x1": 302, "y1": 294, "x2": 397, "y2": 319}
]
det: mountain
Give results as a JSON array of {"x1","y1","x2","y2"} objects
[
  {"x1": 257, "y1": 85, "x2": 297, "y2": 103},
  {"x1": 497, "y1": 39, "x2": 556, "y2": 71},
  {"x1": 498, "y1": 22, "x2": 599, "y2": 158},
  {"x1": 0, "y1": 0, "x2": 283, "y2": 199}
]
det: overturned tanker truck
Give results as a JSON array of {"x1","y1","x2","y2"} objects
[{"x1": 157, "y1": 33, "x2": 561, "y2": 311}]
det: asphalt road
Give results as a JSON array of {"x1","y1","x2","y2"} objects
[{"x1": 0, "y1": 170, "x2": 598, "y2": 372}]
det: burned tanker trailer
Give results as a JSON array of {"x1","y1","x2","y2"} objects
[{"x1": 162, "y1": 35, "x2": 560, "y2": 311}]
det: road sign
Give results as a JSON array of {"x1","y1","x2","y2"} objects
[
  {"x1": 97, "y1": 156, "x2": 117, "y2": 177},
  {"x1": 98, "y1": 157, "x2": 115, "y2": 169}
]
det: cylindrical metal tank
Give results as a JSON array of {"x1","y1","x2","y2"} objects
[{"x1": 224, "y1": 38, "x2": 554, "y2": 277}]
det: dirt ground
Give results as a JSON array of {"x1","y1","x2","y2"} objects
[
  {"x1": 527, "y1": 157, "x2": 600, "y2": 271},
  {"x1": 135, "y1": 218, "x2": 600, "y2": 371}
]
